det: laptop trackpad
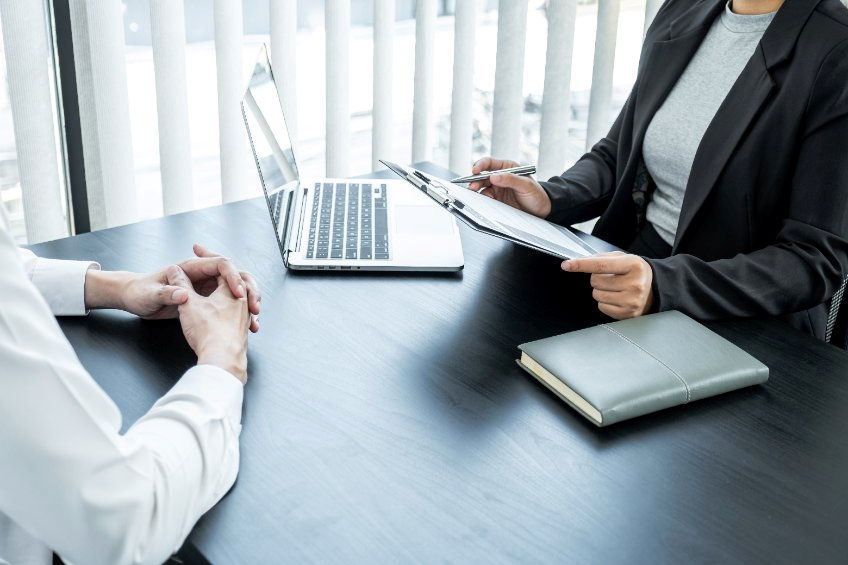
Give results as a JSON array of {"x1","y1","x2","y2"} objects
[{"x1": 395, "y1": 205, "x2": 452, "y2": 235}]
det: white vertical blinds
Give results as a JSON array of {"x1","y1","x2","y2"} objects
[
  {"x1": 538, "y1": 0, "x2": 578, "y2": 182},
  {"x1": 585, "y1": 0, "x2": 621, "y2": 150},
  {"x1": 213, "y1": 0, "x2": 246, "y2": 203},
  {"x1": 37, "y1": 2, "x2": 645, "y2": 235},
  {"x1": 325, "y1": 0, "x2": 350, "y2": 177},
  {"x1": 448, "y1": 0, "x2": 476, "y2": 174},
  {"x1": 150, "y1": 0, "x2": 194, "y2": 215},
  {"x1": 411, "y1": 0, "x2": 436, "y2": 162},
  {"x1": 0, "y1": 0, "x2": 67, "y2": 243},
  {"x1": 491, "y1": 0, "x2": 528, "y2": 159},
  {"x1": 270, "y1": 0, "x2": 297, "y2": 146},
  {"x1": 372, "y1": 0, "x2": 394, "y2": 170},
  {"x1": 68, "y1": 0, "x2": 137, "y2": 230}
]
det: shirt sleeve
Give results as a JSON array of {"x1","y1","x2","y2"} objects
[
  {"x1": 18, "y1": 246, "x2": 99, "y2": 316},
  {"x1": 0, "y1": 223, "x2": 243, "y2": 565}
]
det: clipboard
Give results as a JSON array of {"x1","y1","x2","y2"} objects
[{"x1": 380, "y1": 160, "x2": 599, "y2": 260}]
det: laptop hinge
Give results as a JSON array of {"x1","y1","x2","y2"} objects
[
  {"x1": 281, "y1": 187, "x2": 296, "y2": 253},
  {"x1": 290, "y1": 184, "x2": 308, "y2": 254}
]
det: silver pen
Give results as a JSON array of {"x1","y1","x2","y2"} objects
[{"x1": 450, "y1": 164, "x2": 537, "y2": 186}]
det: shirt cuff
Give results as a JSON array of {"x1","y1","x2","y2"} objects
[
  {"x1": 164, "y1": 365, "x2": 244, "y2": 426},
  {"x1": 29, "y1": 258, "x2": 100, "y2": 316}
]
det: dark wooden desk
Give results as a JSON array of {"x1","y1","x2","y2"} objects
[{"x1": 32, "y1": 163, "x2": 848, "y2": 564}]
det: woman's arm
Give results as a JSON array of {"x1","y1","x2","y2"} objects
[
  {"x1": 647, "y1": 39, "x2": 848, "y2": 320},
  {"x1": 562, "y1": 38, "x2": 848, "y2": 324}
]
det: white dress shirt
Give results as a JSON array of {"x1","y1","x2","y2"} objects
[{"x1": 0, "y1": 207, "x2": 243, "y2": 565}]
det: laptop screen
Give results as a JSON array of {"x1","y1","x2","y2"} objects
[{"x1": 242, "y1": 46, "x2": 299, "y2": 248}]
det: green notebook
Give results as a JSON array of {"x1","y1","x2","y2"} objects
[{"x1": 517, "y1": 311, "x2": 769, "y2": 426}]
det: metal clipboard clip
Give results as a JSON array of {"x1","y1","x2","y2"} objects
[
  {"x1": 378, "y1": 160, "x2": 463, "y2": 210},
  {"x1": 409, "y1": 170, "x2": 458, "y2": 208}
]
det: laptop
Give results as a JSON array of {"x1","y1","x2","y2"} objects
[{"x1": 241, "y1": 46, "x2": 464, "y2": 271}]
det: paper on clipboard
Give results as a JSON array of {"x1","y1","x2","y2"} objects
[{"x1": 381, "y1": 161, "x2": 597, "y2": 259}]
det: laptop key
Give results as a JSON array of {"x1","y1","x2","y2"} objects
[{"x1": 299, "y1": 181, "x2": 391, "y2": 262}]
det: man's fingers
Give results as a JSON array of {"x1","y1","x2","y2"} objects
[
  {"x1": 227, "y1": 272, "x2": 246, "y2": 299},
  {"x1": 241, "y1": 271, "x2": 262, "y2": 315},
  {"x1": 212, "y1": 275, "x2": 244, "y2": 298},
  {"x1": 184, "y1": 245, "x2": 257, "y2": 304},
  {"x1": 192, "y1": 244, "x2": 246, "y2": 296},
  {"x1": 562, "y1": 255, "x2": 632, "y2": 275},
  {"x1": 165, "y1": 265, "x2": 194, "y2": 291},
  {"x1": 158, "y1": 284, "x2": 189, "y2": 305},
  {"x1": 180, "y1": 256, "x2": 246, "y2": 298},
  {"x1": 208, "y1": 259, "x2": 245, "y2": 298},
  {"x1": 193, "y1": 243, "x2": 222, "y2": 259}
]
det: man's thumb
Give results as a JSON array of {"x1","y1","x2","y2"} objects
[{"x1": 165, "y1": 265, "x2": 195, "y2": 293}]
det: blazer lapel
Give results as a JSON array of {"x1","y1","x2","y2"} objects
[
  {"x1": 672, "y1": 0, "x2": 822, "y2": 251},
  {"x1": 631, "y1": 0, "x2": 726, "y2": 151}
]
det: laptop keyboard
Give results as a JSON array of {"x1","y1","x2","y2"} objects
[{"x1": 306, "y1": 183, "x2": 390, "y2": 260}]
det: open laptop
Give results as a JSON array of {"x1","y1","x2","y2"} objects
[{"x1": 241, "y1": 46, "x2": 464, "y2": 271}]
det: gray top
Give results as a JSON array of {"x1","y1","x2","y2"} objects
[{"x1": 643, "y1": 2, "x2": 776, "y2": 246}]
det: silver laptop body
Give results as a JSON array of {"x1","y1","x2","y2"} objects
[{"x1": 241, "y1": 46, "x2": 463, "y2": 272}]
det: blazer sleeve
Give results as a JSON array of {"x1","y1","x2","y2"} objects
[{"x1": 646, "y1": 38, "x2": 848, "y2": 321}]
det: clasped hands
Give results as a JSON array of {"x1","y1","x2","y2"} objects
[
  {"x1": 84, "y1": 244, "x2": 259, "y2": 382},
  {"x1": 469, "y1": 157, "x2": 654, "y2": 319}
]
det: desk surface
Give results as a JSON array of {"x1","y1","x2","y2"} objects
[{"x1": 33, "y1": 163, "x2": 848, "y2": 564}]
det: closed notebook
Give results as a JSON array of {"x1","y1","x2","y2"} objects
[{"x1": 517, "y1": 311, "x2": 769, "y2": 426}]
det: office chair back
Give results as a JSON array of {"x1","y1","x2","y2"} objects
[{"x1": 826, "y1": 275, "x2": 848, "y2": 349}]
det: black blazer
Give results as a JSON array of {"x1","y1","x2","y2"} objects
[{"x1": 541, "y1": 0, "x2": 848, "y2": 340}]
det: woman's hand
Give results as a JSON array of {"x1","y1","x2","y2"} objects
[
  {"x1": 562, "y1": 251, "x2": 654, "y2": 319},
  {"x1": 465, "y1": 156, "x2": 552, "y2": 218},
  {"x1": 84, "y1": 244, "x2": 261, "y2": 332},
  {"x1": 165, "y1": 265, "x2": 250, "y2": 383}
]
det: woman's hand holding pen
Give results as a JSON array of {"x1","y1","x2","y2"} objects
[
  {"x1": 464, "y1": 159, "x2": 653, "y2": 320},
  {"x1": 465, "y1": 156, "x2": 552, "y2": 219}
]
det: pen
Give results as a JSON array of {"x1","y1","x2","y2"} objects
[{"x1": 450, "y1": 165, "x2": 537, "y2": 186}]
